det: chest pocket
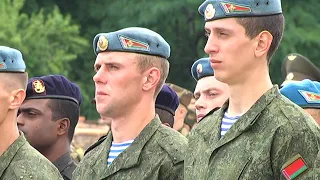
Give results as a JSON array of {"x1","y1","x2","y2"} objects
[{"x1": 236, "y1": 156, "x2": 253, "y2": 180}]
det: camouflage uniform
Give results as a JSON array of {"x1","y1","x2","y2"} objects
[
  {"x1": 0, "y1": 134, "x2": 63, "y2": 179},
  {"x1": 73, "y1": 116, "x2": 187, "y2": 180},
  {"x1": 185, "y1": 86, "x2": 320, "y2": 179}
]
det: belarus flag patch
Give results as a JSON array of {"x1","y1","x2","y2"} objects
[{"x1": 281, "y1": 154, "x2": 308, "y2": 180}]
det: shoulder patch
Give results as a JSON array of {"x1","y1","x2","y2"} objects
[
  {"x1": 84, "y1": 135, "x2": 107, "y2": 155},
  {"x1": 281, "y1": 154, "x2": 308, "y2": 180}
]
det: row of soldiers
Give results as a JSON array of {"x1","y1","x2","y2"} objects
[{"x1": 1, "y1": 0, "x2": 320, "y2": 179}]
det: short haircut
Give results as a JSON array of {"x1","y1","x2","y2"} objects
[
  {"x1": 46, "y1": 99, "x2": 80, "y2": 142},
  {"x1": 236, "y1": 14, "x2": 285, "y2": 63},
  {"x1": 156, "y1": 108, "x2": 174, "y2": 128},
  {"x1": 1, "y1": 72, "x2": 28, "y2": 91},
  {"x1": 136, "y1": 54, "x2": 170, "y2": 97}
]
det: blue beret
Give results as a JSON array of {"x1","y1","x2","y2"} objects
[
  {"x1": 198, "y1": 0, "x2": 282, "y2": 22},
  {"x1": 156, "y1": 85, "x2": 179, "y2": 115},
  {"x1": 280, "y1": 79, "x2": 320, "y2": 109},
  {"x1": 93, "y1": 27, "x2": 170, "y2": 59},
  {"x1": 26, "y1": 75, "x2": 82, "y2": 105},
  {"x1": 0, "y1": 46, "x2": 26, "y2": 72},
  {"x1": 191, "y1": 58, "x2": 214, "y2": 81}
]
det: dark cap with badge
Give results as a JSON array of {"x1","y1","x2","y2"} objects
[
  {"x1": 198, "y1": 0, "x2": 282, "y2": 22},
  {"x1": 156, "y1": 84, "x2": 180, "y2": 116},
  {"x1": 0, "y1": 46, "x2": 26, "y2": 72},
  {"x1": 93, "y1": 27, "x2": 170, "y2": 59},
  {"x1": 166, "y1": 83, "x2": 193, "y2": 109},
  {"x1": 281, "y1": 53, "x2": 320, "y2": 86},
  {"x1": 26, "y1": 75, "x2": 82, "y2": 105},
  {"x1": 280, "y1": 79, "x2": 320, "y2": 109},
  {"x1": 191, "y1": 58, "x2": 214, "y2": 81}
]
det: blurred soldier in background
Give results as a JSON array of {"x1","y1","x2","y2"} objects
[
  {"x1": 0, "y1": 46, "x2": 62, "y2": 179},
  {"x1": 191, "y1": 58, "x2": 229, "y2": 122},
  {"x1": 281, "y1": 79, "x2": 320, "y2": 125},
  {"x1": 281, "y1": 53, "x2": 320, "y2": 86},
  {"x1": 155, "y1": 84, "x2": 180, "y2": 128},
  {"x1": 17, "y1": 75, "x2": 82, "y2": 180}
]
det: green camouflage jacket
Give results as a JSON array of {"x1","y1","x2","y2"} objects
[
  {"x1": 73, "y1": 116, "x2": 187, "y2": 180},
  {"x1": 185, "y1": 86, "x2": 320, "y2": 180},
  {"x1": 0, "y1": 133, "x2": 63, "y2": 180}
]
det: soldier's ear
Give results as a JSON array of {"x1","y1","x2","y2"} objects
[
  {"x1": 142, "y1": 67, "x2": 160, "y2": 91},
  {"x1": 8, "y1": 89, "x2": 26, "y2": 110},
  {"x1": 254, "y1": 31, "x2": 273, "y2": 58},
  {"x1": 56, "y1": 118, "x2": 70, "y2": 136}
]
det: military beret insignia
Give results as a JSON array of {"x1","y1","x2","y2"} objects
[
  {"x1": 32, "y1": 79, "x2": 46, "y2": 94},
  {"x1": 197, "y1": 64, "x2": 203, "y2": 74},
  {"x1": 205, "y1": 4, "x2": 216, "y2": 19},
  {"x1": 220, "y1": 2, "x2": 251, "y2": 14},
  {"x1": 288, "y1": 55, "x2": 297, "y2": 61},
  {"x1": 119, "y1": 35, "x2": 150, "y2": 51},
  {"x1": 0, "y1": 62, "x2": 7, "y2": 69},
  {"x1": 97, "y1": 36, "x2": 109, "y2": 51},
  {"x1": 298, "y1": 90, "x2": 320, "y2": 104},
  {"x1": 281, "y1": 154, "x2": 308, "y2": 180}
]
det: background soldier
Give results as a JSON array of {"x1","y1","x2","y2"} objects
[
  {"x1": 17, "y1": 74, "x2": 82, "y2": 180},
  {"x1": 281, "y1": 53, "x2": 320, "y2": 86},
  {"x1": 281, "y1": 79, "x2": 320, "y2": 125},
  {"x1": 0, "y1": 46, "x2": 62, "y2": 179},
  {"x1": 155, "y1": 84, "x2": 180, "y2": 128},
  {"x1": 191, "y1": 58, "x2": 229, "y2": 122}
]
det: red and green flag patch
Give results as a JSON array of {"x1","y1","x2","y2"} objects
[
  {"x1": 119, "y1": 35, "x2": 149, "y2": 51},
  {"x1": 220, "y1": 2, "x2": 251, "y2": 14},
  {"x1": 298, "y1": 90, "x2": 320, "y2": 104},
  {"x1": 282, "y1": 154, "x2": 308, "y2": 180}
]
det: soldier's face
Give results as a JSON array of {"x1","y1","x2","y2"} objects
[
  {"x1": 17, "y1": 99, "x2": 58, "y2": 151},
  {"x1": 93, "y1": 51, "x2": 144, "y2": 118},
  {"x1": 194, "y1": 76, "x2": 229, "y2": 122},
  {"x1": 204, "y1": 18, "x2": 256, "y2": 85}
]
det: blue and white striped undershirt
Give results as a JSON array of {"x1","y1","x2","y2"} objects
[
  {"x1": 220, "y1": 111, "x2": 242, "y2": 137},
  {"x1": 107, "y1": 139, "x2": 134, "y2": 166}
]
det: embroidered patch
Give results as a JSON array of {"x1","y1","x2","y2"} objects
[
  {"x1": 220, "y1": 2, "x2": 251, "y2": 14},
  {"x1": 119, "y1": 35, "x2": 149, "y2": 51},
  {"x1": 0, "y1": 62, "x2": 7, "y2": 69},
  {"x1": 205, "y1": 4, "x2": 216, "y2": 19},
  {"x1": 282, "y1": 154, "x2": 308, "y2": 180},
  {"x1": 32, "y1": 79, "x2": 46, "y2": 94},
  {"x1": 97, "y1": 35, "x2": 108, "y2": 51},
  {"x1": 298, "y1": 90, "x2": 320, "y2": 104}
]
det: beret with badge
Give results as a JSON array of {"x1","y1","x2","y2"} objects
[
  {"x1": 281, "y1": 53, "x2": 320, "y2": 87},
  {"x1": 198, "y1": 0, "x2": 282, "y2": 21},
  {"x1": 0, "y1": 46, "x2": 26, "y2": 72},
  {"x1": 156, "y1": 84, "x2": 180, "y2": 116},
  {"x1": 26, "y1": 75, "x2": 82, "y2": 105},
  {"x1": 93, "y1": 27, "x2": 170, "y2": 59},
  {"x1": 191, "y1": 58, "x2": 214, "y2": 81},
  {"x1": 280, "y1": 79, "x2": 320, "y2": 109}
]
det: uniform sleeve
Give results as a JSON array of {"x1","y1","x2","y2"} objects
[{"x1": 270, "y1": 124, "x2": 320, "y2": 179}]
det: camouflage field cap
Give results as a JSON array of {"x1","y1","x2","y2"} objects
[
  {"x1": 191, "y1": 58, "x2": 214, "y2": 81},
  {"x1": 166, "y1": 83, "x2": 193, "y2": 108},
  {"x1": 93, "y1": 27, "x2": 170, "y2": 58},
  {"x1": 281, "y1": 53, "x2": 320, "y2": 86},
  {"x1": 26, "y1": 75, "x2": 83, "y2": 105},
  {"x1": 280, "y1": 79, "x2": 320, "y2": 109},
  {"x1": 198, "y1": 0, "x2": 282, "y2": 21},
  {"x1": 0, "y1": 46, "x2": 26, "y2": 72}
]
